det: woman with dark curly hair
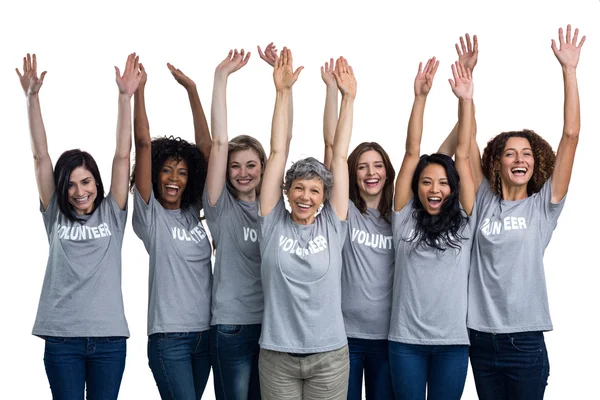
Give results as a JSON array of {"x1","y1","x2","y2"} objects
[
  {"x1": 465, "y1": 25, "x2": 586, "y2": 400},
  {"x1": 388, "y1": 57, "x2": 476, "y2": 400},
  {"x1": 320, "y1": 59, "x2": 396, "y2": 399},
  {"x1": 203, "y1": 47, "x2": 268, "y2": 400},
  {"x1": 129, "y1": 62, "x2": 212, "y2": 399},
  {"x1": 20, "y1": 53, "x2": 141, "y2": 399}
]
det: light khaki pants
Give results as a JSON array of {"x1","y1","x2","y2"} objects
[{"x1": 258, "y1": 345, "x2": 350, "y2": 400}]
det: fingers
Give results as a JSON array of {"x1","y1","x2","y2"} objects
[
  {"x1": 167, "y1": 62, "x2": 176, "y2": 73},
  {"x1": 32, "y1": 54, "x2": 38, "y2": 73},
  {"x1": 466, "y1": 33, "x2": 473, "y2": 53},
  {"x1": 473, "y1": 34, "x2": 479, "y2": 53},
  {"x1": 15, "y1": 68, "x2": 22, "y2": 78},
  {"x1": 241, "y1": 50, "x2": 251, "y2": 66},
  {"x1": 39, "y1": 71, "x2": 47, "y2": 83},
  {"x1": 455, "y1": 43, "x2": 462, "y2": 57},
  {"x1": 257, "y1": 45, "x2": 265, "y2": 59},
  {"x1": 566, "y1": 24, "x2": 571, "y2": 44},
  {"x1": 293, "y1": 66, "x2": 304, "y2": 80},
  {"x1": 578, "y1": 35, "x2": 586, "y2": 48},
  {"x1": 551, "y1": 39, "x2": 558, "y2": 54},
  {"x1": 417, "y1": 61, "x2": 423, "y2": 76},
  {"x1": 451, "y1": 63, "x2": 459, "y2": 85},
  {"x1": 460, "y1": 36, "x2": 467, "y2": 55},
  {"x1": 558, "y1": 27, "x2": 565, "y2": 46},
  {"x1": 114, "y1": 66, "x2": 121, "y2": 80}
]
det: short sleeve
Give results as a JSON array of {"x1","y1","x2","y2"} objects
[
  {"x1": 203, "y1": 185, "x2": 233, "y2": 221},
  {"x1": 40, "y1": 193, "x2": 59, "y2": 236},
  {"x1": 392, "y1": 199, "x2": 414, "y2": 247},
  {"x1": 105, "y1": 192, "x2": 128, "y2": 232},
  {"x1": 534, "y1": 179, "x2": 566, "y2": 225},
  {"x1": 320, "y1": 201, "x2": 348, "y2": 246},
  {"x1": 258, "y1": 196, "x2": 287, "y2": 242}
]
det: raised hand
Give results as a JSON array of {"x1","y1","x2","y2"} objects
[
  {"x1": 273, "y1": 48, "x2": 303, "y2": 91},
  {"x1": 321, "y1": 58, "x2": 336, "y2": 87},
  {"x1": 455, "y1": 33, "x2": 478, "y2": 72},
  {"x1": 332, "y1": 57, "x2": 356, "y2": 99},
  {"x1": 448, "y1": 61, "x2": 473, "y2": 101},
  {"x1": 551, "y1": 24, "x2": 585, "y2": 69},
  {"x1": 167, "y1": 63, "x2": 196, "y2": 89},
  {"x1": 215, "y1": 49, "x2": 251, "y2": 77},
  {"x1": 414, "y1": 57, "x2": 439, "y2": 97},
  {"x1": 138, "y1": 63, "x2": 147, "y2": 88},
  {"x1": 16, "y1": 53, "x2": 47, "y2": 96},
  {"x1": 115, "y1": 53, "x2": 142, "y2": 97},
  {"x1": 257, "y1": 42, "x2": 278, "y2": 67}
]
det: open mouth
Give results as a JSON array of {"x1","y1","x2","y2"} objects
[
  {"x1": 511, "y1": 167, "x2": 528, "y2": 177},
  {"x1": 236, "y1": 178, "x2": 252, "y2": 186},
  {"x1": 364, "y1": 179, "x2": 380, "y2": 188},
  {"x1": 427, "y1": 196, "x2": 442, "y2": 208},
  {"x1": 165, "y1": 184, "x2": 180, "y2": 196},
  {"x1": 296, "y1": 203, "x2": 312, "y2": 212},
  {"x1": 73, "y1": 195, "x2": 90, "y2": 205}
]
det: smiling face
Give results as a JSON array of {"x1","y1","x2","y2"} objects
[
  {"x1": 68, "y1": 166, "x2": 98, "y2": 215},
  {"x1": 417, "y1": 163, "x2": 451, "y2": 215},
  {"x1": 287, "y1": 177, "x2": 325, "y2": 225},
  {"x1": 499, "y1": 137, "x2": 535, "y2": 190},
  {"x1": 228, "y1": 149, "x2": 262, "y2": 201},
  {"x1": 158, "y1": 157, "x2": 188, "y2": 209},
  {"x1": 356, "y1": 150, "x2": 387, "y2": 203}
]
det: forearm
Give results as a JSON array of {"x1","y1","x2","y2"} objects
[
  {"x1": 271, "y1": 89, "x2": 292, "y2": 156},
  {"x1": 134, "y1": 87, "x2": 150, "y2": 145},
  {"x1": 115, "y1": 94, "x2": 133, "y2": 159},
  {"x1": 562, "y1": 67, "x2": 580, "y2": 137},
  {"x1": 187, "y1": 85, "x2": 211, "y2": 160},
  {"x1": 406, "y1": 96, "x2": 427, "y2": 156},
  {"x1": 455, "y1": 99, "x2": 474, "y2": 159},
  {"x1": 27, "y1": 94, "x2": 50, "y2": 160},
  {"x1": 331, "y1": 96, "x2": 353, "y2": 163},
  {"x1": 211, "y1": 74, "x2": 229, "y2": 147},
  {"x1": 323, "y1": 85, "x2": 338, "y2": 168}
]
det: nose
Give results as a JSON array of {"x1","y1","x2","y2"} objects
[
  {"x1": 430, "y1": 182, "x2": 441, "y2": 193},
  {"x1": 366, "y1": 165, "x2": 374, "y2": 176},
  {"x1": 75, "y1": 184, "x2": 85, "y2": 196}
]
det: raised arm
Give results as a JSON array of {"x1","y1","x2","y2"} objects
[
  {"x1": 167, "y1": 63, "x2": 211, "y2": 161},
  {"x1": 329, "y1": 57, "x2": 356, "y2": 220},
  {"x1": 394, "y1": 57, "x2": 439, "y2": 212},
  {"x1": 17, "y1": 53, "x2": 54, "y2": 210},
  {"x1": 259, "y1": 42, "x2": 294, "y2": 153},
  {"x1": 438, "y1": 33, "x2": 483, "y2": 188},
  {"x1": 112, "y1": 53, "x2": 143, "y2": 210},
  {"x1": 206, "y1": 49, "x2": 250, "y2": 206},
  {"x1": 550, "y1": 24, "x2": 585, "y2": 203},
  {"x1": 133, "y1": 63, "x2": 152, "y2": 203},
  {"x1": 448, "y1": 62, "x2": 476, "y2": 216},
  {"x1": 321, "y1": 58, "x2": 339, "y2": 170},
  {"x1": 260, "y1": 48, "x2": 303, "y2": 216}
]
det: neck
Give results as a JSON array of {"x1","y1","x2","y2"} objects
[
  {"x1": 237, "y1": 190, "x2": 257, "y2": 202},
  {"x1": 501, "y1": 182, "x2": 529, "y2": 201},
  {"x1": 292, "y1": 214, "x2": 316, "y2": 225},
  {"x1": 362, "y1": 192, "x2": 382, "y2": 210}
]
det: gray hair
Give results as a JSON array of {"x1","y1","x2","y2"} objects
[{"x1": 283, "y1": 157, "x2": 333, "y2": 200}]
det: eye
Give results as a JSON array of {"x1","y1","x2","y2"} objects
[
  {"x1": 247, "y1": 163, "x2": 256, "y2": 169},
  {"x1": 230, "y1": 164, "x2": 239, "y2": 170},
  {"x1": 440, "y1": 181, "x2": 449, "y2": 186},
  {"x1": 421, "y1": 180, "x2": 431, "y2": 186},
  {"x1": 162, "y1": 168, "x2": 170, "y2": 174},
  {"x1": 179, "y1": 170, "x2": 188, "y2": 176},
  {"x1": 523, "y1": 152, "x2": 533, "y2": 157},
  {"x1": 357, "y1": 165, "x2": 365, "y2": 170},
  {"x1": 504, "y1": 152, "x2": 514, "y2": 157},
  {"x1": 82, "y1": 180, "x2": 91, "y2": 185},
  {"x1": 68, "y1": 182, "x2": 74, "y2": 188}
]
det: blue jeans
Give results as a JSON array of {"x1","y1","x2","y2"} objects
[
  {"x1": 347, "y1": 338, "x2": 393, "y2": 400},
  {"x1": 210, "y1": 324, "x2": 261, "y2": 400},
  {"x1": 469, "y1": 329, "x2": 549, "y2": 400},
  {"x1": 148, "y1": 331, "x2": 211, "y2": 400},
  {"x1": 388, "y1": 341, "x2": 468, "y2": 400},
  {"x1": 43, "y1": 336, "x2": 126, "y2": 400}
]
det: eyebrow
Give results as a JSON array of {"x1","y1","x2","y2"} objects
[{"x1": 504, "y1": 147, "x2": 532, "y2": 152}]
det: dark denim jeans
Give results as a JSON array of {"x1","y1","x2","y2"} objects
[
  {"x1": 210, "y1": 324, "x2": 261, "y2": 400},
  {"x1": 347, "y1": 337, "x2": 393, "y2": 400},
  {"x1": 148, "y1": 331, "x2": 211, "y2": 400},
  {"x1": 43, "y1": 336, "x2": 127, "y2": 400},
  {"x1": 388, "y1": 341, "x2": 468, "y2": 400},
  {"x1": 469, "y1": 329, "x2": 550, "y2": 400}
]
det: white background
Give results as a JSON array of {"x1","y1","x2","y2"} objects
[{"x1": 1, "y1": 0, "x2": 598, "y2": 398}]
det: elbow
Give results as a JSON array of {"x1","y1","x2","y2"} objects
[
  {"x1": 134, "y1": 137, "x2": 151, "y2": 149},
  {"x1": 563, "y1": 129, "x2": 580, "y2": 141}
]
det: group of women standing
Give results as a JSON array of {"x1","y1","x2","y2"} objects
[{"x1": 20, "y1": 24, "x2": 584, "y2": 400}]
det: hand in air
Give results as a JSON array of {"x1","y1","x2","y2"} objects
[
  {"x1": 551, "y1": 24, "x2": 585, "y2": 69},
  {"x1": 16, "y1": 53, "x2": 47, "y2": 96},
  {"x1": 115, "y1": 53, "x2": 143, "y2": 97},
  {"x1": 332, "y1": 57, "x2": 356, "y2": 99},
  {"x1": 167, "y1": 63, "x2": 196, "y2": 89},
  {"x1": 448, "y1": 61, "x2": 473, "y2": 101},
  {"x1": 138, "y1": 63, "x2": 147, "y2": 88},
  {"x1": 455, "y1": 33, "x2": 478, "y2": 72},
  {"x1": 414, "y1": 57, "x2": 439, "y2": 97},
  {"x1": 215, "y1": 49, "x2": 251, "y2": 77},
  {"x1": 321, "y1": 58, "x2": 336, "y2": 87},
  {"x1": 273, "y1": 47, "x2": 303, "y2": 91},
  {"x1": 257, "y1": 42, "x2": 278, "y2": 67}
]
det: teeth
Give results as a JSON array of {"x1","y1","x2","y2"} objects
[
  {"x1": 166, "y1": 185, "x2": 179, "y2": 189},
  {"x1": 365, "y1": 179, "x2": 379, "y2": 184},
  {"x1": 429, "y1": 197, "x2": 441, "y2": 201},
  {"x1": 297, "y1": 203, "x2": 311, "y2": 209},
  {"x1": 511, "y1": 168, "x2": 527, "y2": 173}
]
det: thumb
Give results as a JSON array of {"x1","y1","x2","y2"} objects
[
  {"x1": 293, "y1": 66, "x2": 304, "y2": 80},
  {"x1": 39, "y1": 71, "x2": 47, "y2": 83},
  {"x1": 114, "y1": 66, "x2": 121, "y2": 80}
]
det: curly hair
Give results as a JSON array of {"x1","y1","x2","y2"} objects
[
  {"x1": 481, "y1": 129, "x2": 555, "y2": 197},
  {"x1": 407, "y1": 153, "x2": 468, "y2": 252},
  {"x1": 130, "y1": 135, "x2": 207, "y2": 210},
  {"x1": 54, "y1": 149, "x2": 105, "y2": 223},
  {"x1": 347, "y1": 142, "x2": 395, "y2": 224},
  {"x1": 283, "y1": 157, "x2": 333, "y2": 200},
  {"x1": 226, "y1": 135, "x2": 267, "y2": 198}
]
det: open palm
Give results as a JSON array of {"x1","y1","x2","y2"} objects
[
  {"x1": 16, "y1": 53, "x2": 47, "y2": 95},
  {"x1": 414, "y1": 57, "x2": 439, "y2": 97},
  {"x1": 552, "y1": 25, "x2": 585, "y2": 69}
]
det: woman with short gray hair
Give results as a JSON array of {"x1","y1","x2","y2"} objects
[{"x1": 257, "y1": 49, "x2": 356, "y2": 399}]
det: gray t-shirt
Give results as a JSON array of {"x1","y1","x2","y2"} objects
[
  {"x1": 203, "y1": 188, "x2": 262, "y2": 325},
  {"x1": 342, "y1": 201, "x2": 394, "y2": 340},
  {"x1": 388, "y1": 199, "x2": 475, "y2": 345},
  {"x1": 258, "y1": 198, "x2": 348, "y2": 353},
  {"x1": 467, "y1": 178, "x2": 565, "y2": 334},
  {"x1": 133, "y1": 188, "x2": 212, "y2": 335},
  {"x1": 33, "y1": 193, "x2": 129, "y2": 337}
]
